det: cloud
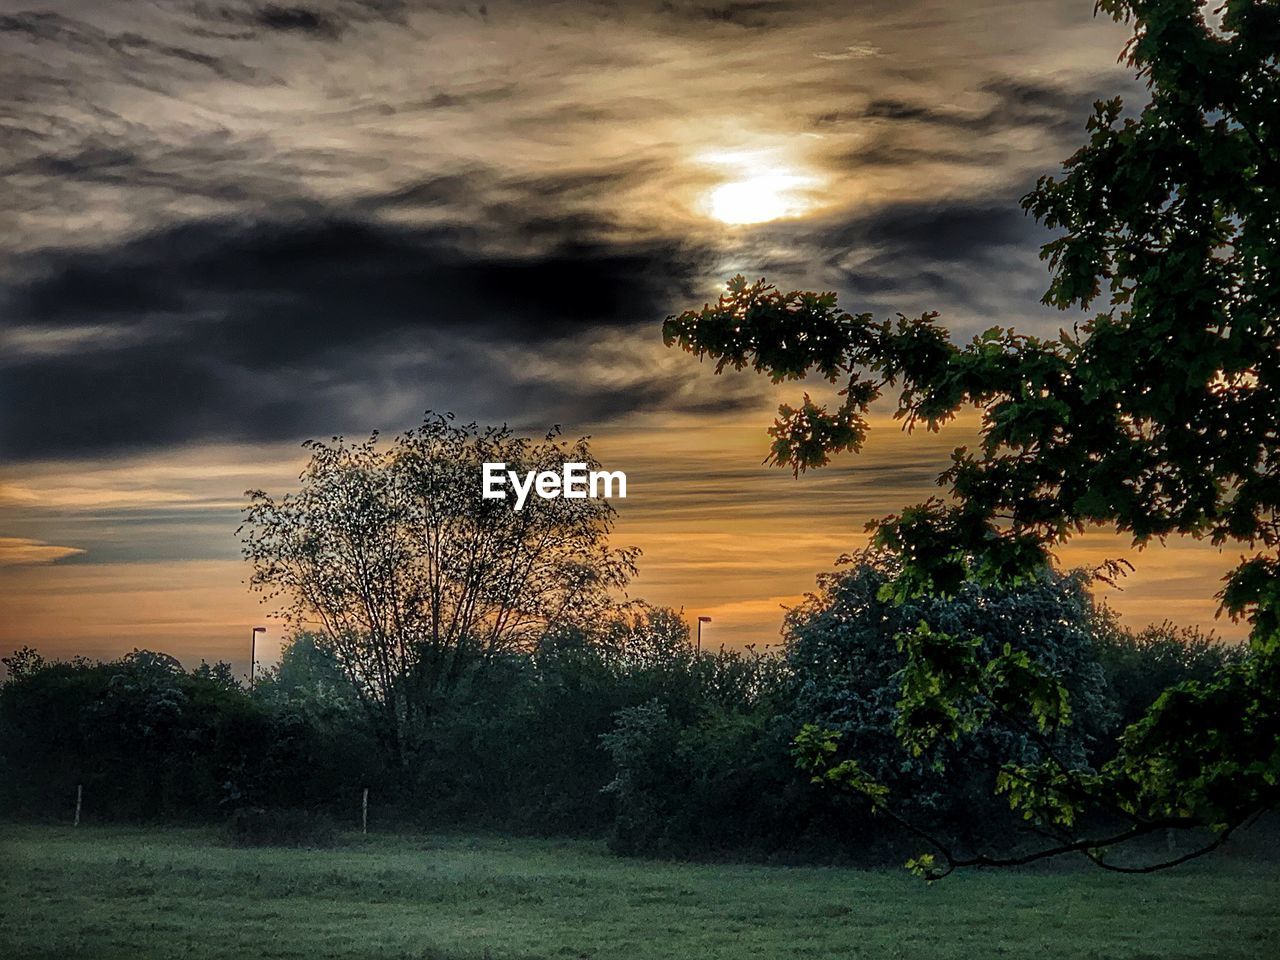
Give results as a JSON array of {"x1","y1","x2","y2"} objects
[
  {"x1": 858, "y1": 77, "x2": 1092, "y2": 139},
  {"x1": 0, "y1": 156, "x2": 1108, "y2": 464},
  {"x1": 0, "y1": 537, "x2": 86, "y2": 566},
  {"x1": 813, "y1": 42, "x2": 878, "y2": 61},
  {"x1": 0, "y1": 181, "x2": 1085, "y2": 462},
  {"x1": 7, "y1": 0, "x2": 1215, "y2": 656},
  {"x1": 0, "y1": 194, "x2": 726, "y2": 459},
  {"x1": 251, "y1": 6, "x2": 345, "y2": 38},
  {"x1": 0, "y1": 9, "x2": 259, "y2": 85},
  {"x1": 670, "y1": 1, "x2": 800, "y2": 30}
]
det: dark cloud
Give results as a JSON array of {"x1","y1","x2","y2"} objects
[
  {"x1": 0, "y1": 9, "x2": 260, "y2": 84},
  {"x1": 214, "y1": 0, "x2": 412, "y2": 38},
  {"x1": 0, "y1": 0, "x2": 1134, "y2": 462},
  {"x1": 0, "y1": 188, "x2": 1074, "y2": 460},
  {"x1": 663, "y1": 1, "x2": 799, "y2": 29},
  {"x1": 842, "y1": 201, "x2": 1039, "y2": 265},
  {"x1": 710, "y1": 197, "x2": 1067, "y2": 342},
  {"x1": 9, "y1": 211, "x2": 701, "y2": 339},
  {"x1": 1, "y1": 343, "x2": 235, "y2": 456},
  {"x1": 826, "y1": 201, "x2": 1059, "y2": 323},
  {"x1": 252, "y1": 6, "x2": 344, "y2": 37},
  {"x1": 814, "y1": 75, "x2": 1100, "y2": 140},
  {"x1": 0, "y1": 196, "x2": 713, "y2": 458}
]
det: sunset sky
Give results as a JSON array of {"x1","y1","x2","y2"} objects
[{"x1": 0, "y1": 0, "x2": 1245, "y2": 674}]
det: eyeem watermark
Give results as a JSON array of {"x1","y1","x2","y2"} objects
[{"x1": 482, "y1": 462, "x2": 626, "y2": 511}]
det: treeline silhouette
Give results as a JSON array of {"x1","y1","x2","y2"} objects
[{"x1": 0, "y1": 553, "x2": 1236, "y2": 859}]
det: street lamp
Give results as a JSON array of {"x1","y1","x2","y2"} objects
[
  {"x1": 697, "y1": 616, "x2": 712, "y2": 653},
  {"x1": 250, "y1": 626, "x2": 266, "y2": 692}
]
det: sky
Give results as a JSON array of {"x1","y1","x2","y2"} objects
[{"x1": 0, "y1": 0, "x2": 1246, "y2": 674}]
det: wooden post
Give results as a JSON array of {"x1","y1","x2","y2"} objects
[
  {"x1": 74, "y1": 784, "x2": 82, "y2": 827},
  {"x1": 361, "y1": 787, "x2": 368, "y2": 835}
]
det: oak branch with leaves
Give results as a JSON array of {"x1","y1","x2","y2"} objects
[{"x1": 665, "y1": 0, "x2": 1279, "y2": 878}]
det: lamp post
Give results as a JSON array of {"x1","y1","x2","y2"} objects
[
  {"x1": 250, "y1": 626, "x2": 266, "y2": 692},
  {"x1": 697, "y1": 616, "x2": 712, "y2": 653}
]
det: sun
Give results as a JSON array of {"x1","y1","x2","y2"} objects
[
  {"x1": 709, "y1": 174, "x2": 810, "y2": 225},
  {"x1": 698, "y1": 150, "x2": 820, "y2": 225}
]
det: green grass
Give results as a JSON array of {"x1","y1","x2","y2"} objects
[{"x1": 1, "y1": 823, "x2": 1277, "y2": 959}]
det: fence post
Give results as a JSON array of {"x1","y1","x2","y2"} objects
[
  {"x1": 362, "y1": 787, "x2": 368, "y2": 835},
  {"x1": 74, "y1": 784, "x2": 82, "y2": 827}
]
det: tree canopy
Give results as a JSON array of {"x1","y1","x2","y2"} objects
[
  {"x1": 786, "y1": 552, "x2": 1113, "y2": 827},
  {"x1": 239, "y1": 413, "x2": 638, "y2": 768},
  {"x1": 664, "y1": 0, "x2": 1280, "y2": 876}
]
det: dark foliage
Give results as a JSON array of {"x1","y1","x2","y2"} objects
[
  {"x1": 0, "y1": 583, "x2": 1241, "y2": 859},
  {"x1": 0, "y1": 645, "x2": 382, "y2": 823},
  {"x1": 1094, "y1": 618, "x2": 1246, "y2": 743},
  {"x1": 783, "y1": 552, "x2": 1113, "y2": 843}
]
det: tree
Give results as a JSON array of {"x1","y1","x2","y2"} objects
[
  {"x1": 416, "y1": 602, "x2": 785, "y2": 838},
  {"x1": 261, "y1": 632, "x2": 359, "y2": 703},
  {"x1": 1092, "y1": 617, "x2": 1244, "y2": 744},
  {"x1": 250, "y1": 634, "x2": 385, "y2": 811},
  {"x1": 786, "y1": 551, "x2": 1113, "y2": 837},
  {"x1": 664, "y1": 0, "x2": 1279, "y2": 875},
  {"x1": 598, "y1": 642, "x2": 796, "y2": 856},
  {"x1": 239, "y1": 413, "x2": 638, "y2": 770}
]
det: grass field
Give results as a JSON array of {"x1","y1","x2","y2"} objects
[{"x1": 2, "y1": 824, "x2": 1277, "y2": 959}]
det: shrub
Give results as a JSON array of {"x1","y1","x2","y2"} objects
[{"x1": 782, "y1": 550, "x2": 1115, "y2": 842}]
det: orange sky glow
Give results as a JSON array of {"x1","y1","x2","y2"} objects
[{"x1": 1, "y1": 407, "x2": 1246, "y2": 678}]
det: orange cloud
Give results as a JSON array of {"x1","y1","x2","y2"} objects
[{"x1": 0, "y1": 537, "x2": 85, "y2": 567}]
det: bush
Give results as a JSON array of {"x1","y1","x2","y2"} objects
[
  {"x1": 1095, "y1": 618, "x2": 1244, "y2": 732},
  {"x1": 226, "y1": 807, "x2": 337, "y2": 848},
  {"x1": 782, "y1": 550, "x2": 1115, "y2": 844},
  {"x1": 599, "y1": 652, "x2": 804, "y2": 858}
]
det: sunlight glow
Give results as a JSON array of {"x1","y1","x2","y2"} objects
[
  {"x1": 698, "y1": 147, "x2": 821, "y2": 225},
  {"x1": 709, "y1": 173, "x2": 814, "y2": 225}
]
